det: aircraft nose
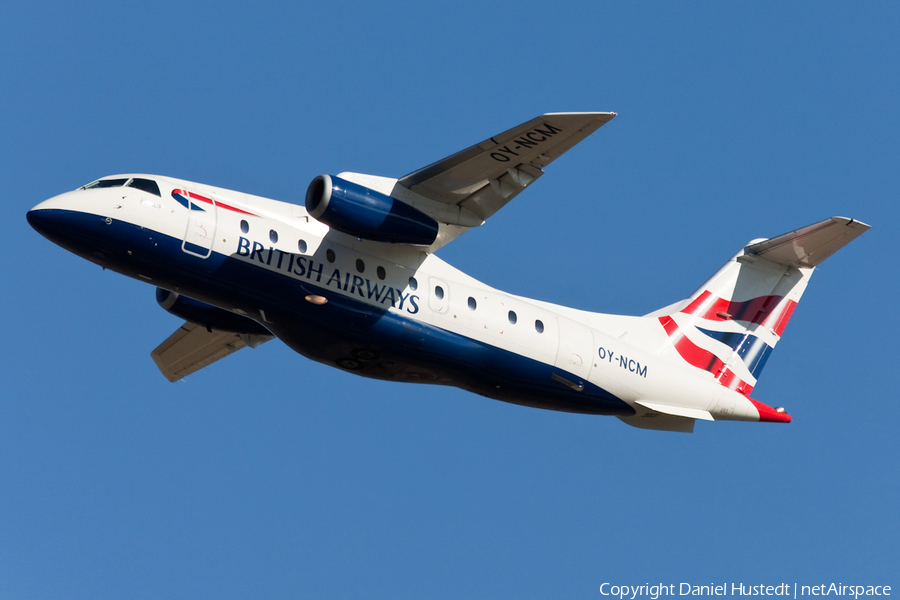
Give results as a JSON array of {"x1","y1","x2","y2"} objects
[
  {"x1": 27, "y1": 204, "x2": 65, "y2": 238},
  {"x1": 26, "y1": 194, "x2": 111, "y2": 260},
  {"x1": 27, "y1": 199, "x2": 81, "y2": 243}
]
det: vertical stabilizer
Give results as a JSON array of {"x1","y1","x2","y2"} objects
[{"x1": 655, "y1": 217, "x2": 869, "y2": 397}]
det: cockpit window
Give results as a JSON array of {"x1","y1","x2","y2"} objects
[
  {"x1": 81, "y1": 177, "x2": 161, "y2": 196},
  {"x1": 127, "y1": 178, "x2": 161, "y2": 196},
  {"x1": 83, "y1": 178, "x2": 129, "y2": 190}
]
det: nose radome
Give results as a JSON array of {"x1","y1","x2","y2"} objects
[
  {"x1": 27, "y1": 191, "x2": 101, "y2": 251},
  {"x1": 26, "y1": 206, "x2": 44, "y2": 229},
  {"x1": 27, "y1": 191, "x2": 86, "y2": 238},
  {"x1": 27, "y1": 205, "x2": 73, "y2": 242}
]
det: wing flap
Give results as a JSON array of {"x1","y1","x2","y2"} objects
[{"x1": 150, "y1": 322, "x2": 269, "y2": 382}]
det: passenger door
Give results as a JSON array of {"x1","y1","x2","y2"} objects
[
  {"x1": 554, "y1": 317, "x2": 594, "y2": 383},
  {"x1": 179, "y1": 190, "x2": 218, "y2": 258}
]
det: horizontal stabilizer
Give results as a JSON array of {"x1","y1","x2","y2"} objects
[
  {"x1": 746, "y1": 216, "x2": 870, "y2": 267},
  {"x1": 151, "y1": 322, "x2": 272, "y2": 382},
  {"x1": 618, "y1": 413, "x2": 695, "y2": 433},
  {"x1": 635, "y1": 400, "x2": 714, "y2": 421}
]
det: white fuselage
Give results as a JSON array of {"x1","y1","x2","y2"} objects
[{"x1": 28, "y1": 174, "x2": 766, "y2": 425}]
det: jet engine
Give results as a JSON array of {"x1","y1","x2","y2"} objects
[
  {"x1": 156, "y1": 288, "x2": 270, "y2": 335},
  {"x1": 305, "y1": 174, "x2": 438, "y2": 245}
]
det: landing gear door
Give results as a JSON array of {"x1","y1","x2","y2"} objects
[
  {"x1": 178, "y1": 189, "x2": 217, "y2": 258},
  {"x1": 554, "y1": 317, "x2": 594, "y2": 383}
]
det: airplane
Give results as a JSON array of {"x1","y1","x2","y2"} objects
[{"x1": 27, "y1": 112, "x2": 870, "y2": 433}]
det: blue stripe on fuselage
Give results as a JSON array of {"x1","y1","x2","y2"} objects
[
  {"x1": 172, "y1": 192, "x2": 205, "y2": 211},
  {"x1": 29, "y1": 208, "x2": 632, "y2": 416}
]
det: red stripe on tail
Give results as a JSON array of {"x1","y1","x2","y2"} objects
[
  {"x1": 659, "y1": 316, "x2": 754, "y2": 396},
  {"x1": 681, "y1": 291, "x2": 784, "y2": 326}
]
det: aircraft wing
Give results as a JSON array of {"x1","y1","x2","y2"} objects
[
  {"x1": 397, "y1": 112, "x2": 616, "y2": 236},
  {"x1": 150, "y1": 322, "x2": 272, "y2": 382}
]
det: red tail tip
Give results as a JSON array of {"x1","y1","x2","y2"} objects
[{"x1": 748, "y1": 398, "x2": 792, "y2": 423}]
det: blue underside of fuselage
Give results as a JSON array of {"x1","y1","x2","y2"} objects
[{"x1": 27, "y1": 208, "x2": 633, "y2": 416}]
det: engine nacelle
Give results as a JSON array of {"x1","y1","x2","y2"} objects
[
  {"x1": 156, "y1": 288, "x2": 270, "y2": 335},
  {"x1": 305, "y1": 174, "x2": 438, "y2": 245}
]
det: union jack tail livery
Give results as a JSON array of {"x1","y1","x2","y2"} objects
[
  {"x1": 642, "y1": 217, "x2": 869, "y2": 426},
  {"x1": 658, "y1": 248, "x2": 809, "y2": 399}
]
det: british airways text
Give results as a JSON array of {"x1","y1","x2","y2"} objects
[{"x1": 236, "y1": 237, "x2": 419, "y2": 314}]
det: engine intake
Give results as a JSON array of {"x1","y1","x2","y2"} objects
[
  {"x1": 305, "y1": 174, "x2": 438, "y2": 245},
  {"x1": 156, "y1": 288, "x2": 270, "y2": 335}
]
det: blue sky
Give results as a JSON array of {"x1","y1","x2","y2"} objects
[{"x1": 2, "y1": 1, "x2": 898, "y2": 598}]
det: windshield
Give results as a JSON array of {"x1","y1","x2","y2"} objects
[
  {"x1": 127, "y1": 178, "x2": 161, "y2": 196},
  {"x1": 83, "y1": 178, "x2": 129, "y2": 190},
  {"x1": 82, "y1": 177, "x2": 161, "y2": 197}
]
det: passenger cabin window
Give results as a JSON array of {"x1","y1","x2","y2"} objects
[
  {"x1": 269, "y1": 229, "x2": 278, "y2": 243},
  {"x1": 434, "y1": 286, "x2": 444, "y2": 300},
  {"x1": 535, "y1": 319, "x2": 544, "y2": 334},
  {"x1": 408, "y1": 277, "x2": 418, "y2": 290},
  {"x1": 297, "y1": 239, "x2": 307, "y2": 253},
  {"x1": 508, "y1": 310, "x2": 517, "y2": 324},
  {"x1": 83, "y1": 178, "x2": 129, "y2": 189},
  {"x1": 356, "y1": 259, "x2": 365, "y2": 273},
  {"x1": 326, "y1": 249, "x2": 336, "y2": 263},
  {"x1": 377, "y1": 266, "x2": 386, "y2": 280},
  {"x1": 240, "y1": 220, "x2": 249, "y2": 234},
  {"x1": 467, "y1": 297, "x2": 477, "y2": 310},
  {"x1": 127, "y1": 178, "x2": 161, "y2": 196}
]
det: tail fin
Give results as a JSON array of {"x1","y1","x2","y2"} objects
[{"x1": 656, "y1": 217, "x2": 869, "y2": 397}]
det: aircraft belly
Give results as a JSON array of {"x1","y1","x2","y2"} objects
[{"x1": 265, "y1": 304, "x2": 632, "y2": 416}]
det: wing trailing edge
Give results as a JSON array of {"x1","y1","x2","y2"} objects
[{"x1": 394, "y1": 112, "x2": 616, "y2": 249}]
